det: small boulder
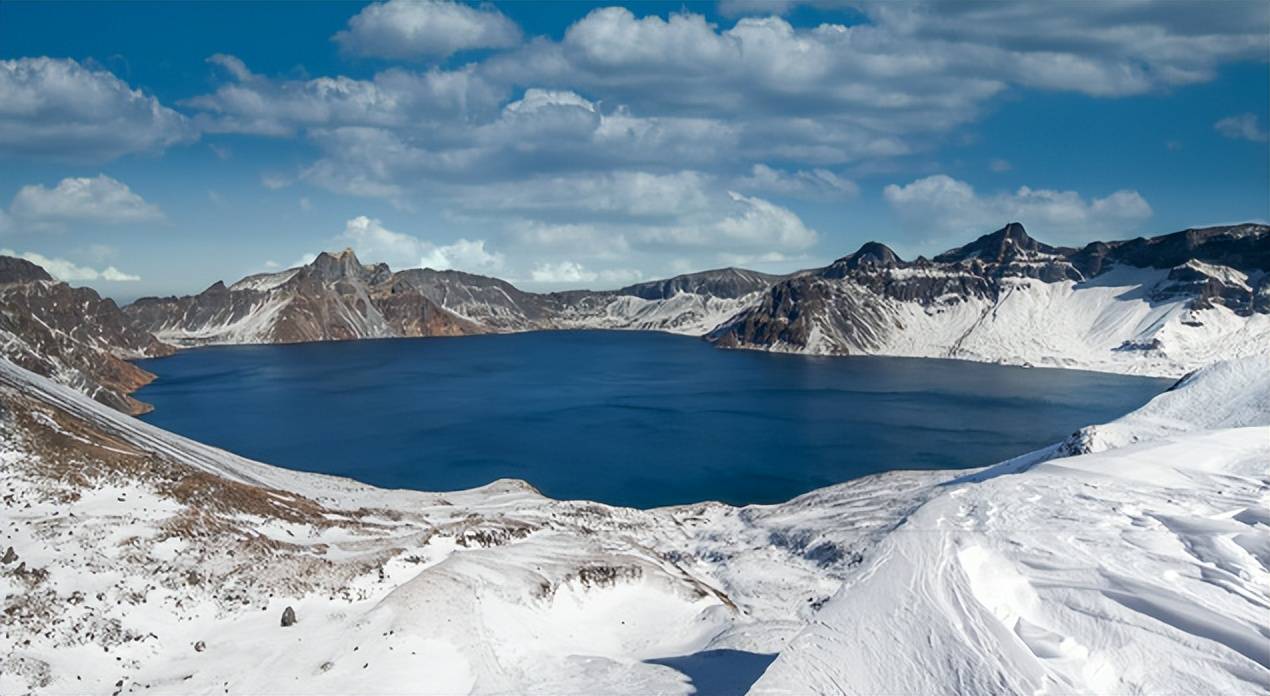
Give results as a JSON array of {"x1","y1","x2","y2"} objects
[
  {"x1": 280, "y1": 606, "x2": 297, "y2": 627},
  {"x1": 194, "y1": 641, "x2": 206, "y2": 653},
  {"x1": 1, "y1": 546, "x2": 15, "y2": 564}
]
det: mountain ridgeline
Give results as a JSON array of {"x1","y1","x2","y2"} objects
[{"x1": 1, "y1": 222, "x2": 1267, "y2": 413}]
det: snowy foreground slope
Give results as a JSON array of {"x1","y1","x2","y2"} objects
[
  {"x1": 754, "y1": 355, "x2": 1270, "y2": 695},
  {"x1": 0, "y1": 356, "x2": 941, "y2": 695},
  {"x1": 2, "y1": 353, "x2": 1268, "y2": 694}
]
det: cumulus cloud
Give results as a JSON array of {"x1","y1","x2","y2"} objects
[
  {"x1": 467, "y1": 170, "x2": 712, "y2": 219},
  {"x1": 1214, "y1": 113, "x2": 1268, "y2": 142},
  {"x1": 178, "y1": 1, "x2": 1268, "y2": 215},
  {"x1": 883, "y1": 174, "x2": 1153, "y2": 246},
  {"x1": 528, "y1": 260, "x2": 642, "y2": 286},
  {"x1": 186, "y1": 54, "x2": 505, "y2": 136},
  {"x1": 0, "y1": 248, "x2": 140, "y2": 282},
  {"x1": 510, "y1": 221, "x2": 630, "y2": 258},
  {"x1": 713, "y1": 191, "x2": 819, "y2": 248},
  {"x1": 334, "y1": 0, "x2": 521, "y2": 60},
  {"x1": 337, "y1": 215, "x2": 503, "y2": 272},
  {"x1": 735, "y1": 164, "x2": 859, "y2": 199},
  {"x1": 9, "y1": 175, "x2": 162, "y2": 224},
  {"x1": 0, "y1": 58, "x2": 194, "y2": 161},
  {"x1": 867, "y1": 0, "x2": 1270, "y2": 95}
]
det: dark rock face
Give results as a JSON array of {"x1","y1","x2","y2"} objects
[
  {"x1": 711, "y1": 223, "x2": 1270, "y2": 354},
  {"x1": 616, "y1": 268, "x2": 782, "y2": 301},
  {"x1": 1070, "y1": 224, "x2": 1270, "y2": 276},
  {"x1": 0, "y1": 257, "x2": 53, "y2": 284},
  {"x1": 0, "y1": 260, "x2": 174, "y2": 414},
  {"x1": 280, "y1": 606, "x2": 296, "y2": 627}
]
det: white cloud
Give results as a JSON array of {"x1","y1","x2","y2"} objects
[
  {"x1": 510, "y1": 221, "x2": 630, "y2": 258},
  {"x1": 528, "y1": 260, "x2": 641, "y2": 286},
  {"x1": 735, "y1": 164, "x2": 859, "y2": 198},
  {"x1": 868, "y1": 1, "x2": 1270, "y2": 95},
  {"x1": 9, "y1": 175, "x2": 162, "y2": 224},
  {"x1": 0, "y1": 248, "x2": 140, "y2": 282},
  {"x1": 419, "y1": 238, "x2": 503, "y2": 271},
  {"x1": 0, "y1": 58, "x2": 194, "y2": 161},
  {"x1": 334, "y1": 0, "x2": 521, "y2": 60},
  {"x1": 883, "y1": 174, "x2": 1153, "y2": 245},
  {"x1": 177, "y1": 2, "x2": 1267, "y2": 214},
  {"x1": 337, "y1": 215, "x2": 503, "y2": 272},
  {"x1": 713, "y1": 191, "x2": 819, "y2": 248},
  {"x1": 187, "y1": 55, "x2": 505, "y2": 137},
  {"x1": 530, "y1": 260, "x2": 596, "y2": 283},
  {"x1": 1215, "y1": 113, "x2": 1268, "y2": 142},
  {"x1": 468, "y1": 170, "x2": 712, "y2": 219}
]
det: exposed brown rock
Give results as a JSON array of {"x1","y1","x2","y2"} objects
[{"x1": 0, "y1": 262, "x2": 174, "y2": 414}]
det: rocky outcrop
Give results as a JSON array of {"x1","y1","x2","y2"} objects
[
  {"x1": 124, "y1": 249, "x2": 483, "y2": 345},
  {"x1": 0, "y1": 259, "x2": 174, "y2": 414}
]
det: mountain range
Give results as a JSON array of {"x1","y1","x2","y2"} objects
[{"x1": 1, "y1": 222, "x2": 1267, "y2": 414}]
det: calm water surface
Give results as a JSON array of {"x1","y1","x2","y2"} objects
[{"x1": 136, "y1": 331, "x2": 1170, "y2": 508}]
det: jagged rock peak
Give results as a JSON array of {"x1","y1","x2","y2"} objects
[
  {"x1": 309, "y1": 247, "x2": 369, "y2": 281},
  {"x1": 0, "y1": 256, "x2": 54, "y2": 285},
  {"x1": 934, "y1": 222, "x2": 1056, "y2": 263}
]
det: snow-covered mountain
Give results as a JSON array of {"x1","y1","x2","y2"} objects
[
  {"x1": 0, "y1": 256, "x2": 173, "y2": 415},
  {"x1": 123, "y1": 250, "x2": 780, "y2": 346},
  {"x1": 711, "y1": 223, "x2": 1270, "y2": 376},
  {"x1": 122, "y1": 249, "x2": 486, "y2": 345},
  {"x1": 2, "y1": 343, "x2": 1266, "y2": 694},
  {"x1": 120, "y1": 222, "x2": 1269, "y2": 378},
  {"x1": 1, "y1": 221, "x2": 1264, "y2": 417}
]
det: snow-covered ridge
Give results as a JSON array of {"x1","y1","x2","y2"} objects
[
  {"x1": 2, "y1": 345, "x2": 1268, "y2": 693},
  {"x1": 712, "y1": 223, "x2": 1270, "y2": 377},
  {"x1": 117, "y1": 221, "x2": 1270, "y2": 382}
]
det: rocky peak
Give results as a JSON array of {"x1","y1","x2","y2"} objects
[
  {"x1": 308, "y1": 248, "x2": 369, "y2": 283},
  {"x1": 0, "y1": 256, "x2": 54, "y2": 285},
  {"x1": 847, "y1": 242, "x2": 903, "y2": 269},
  {"x1": 934, "y1": 222, "x2": 1054, "y2": 264}
]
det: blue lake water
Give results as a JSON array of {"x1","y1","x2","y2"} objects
[{"x1": 135, "y1": 331, "x2": 1170, "y2": 508}]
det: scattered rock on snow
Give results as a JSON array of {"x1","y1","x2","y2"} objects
[{"x1": 281, "y1": 606, "x2": 296, "y2": 627}]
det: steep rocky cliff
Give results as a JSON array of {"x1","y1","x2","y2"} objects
[{"x1": 0, "y1": 256, "x2": 173, "y2": 414}]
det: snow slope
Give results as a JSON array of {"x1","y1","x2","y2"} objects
[
  {"x1": 725, "y1": 266, "x2": 1270, "y2": 378},
  {"x1": 2, "y1": 349, "x2": 1267, "y2": 694},
  {"x1": 752, "y1": 353, "x2": 1270, "y2": 694},
  {"x1": 0, "y1": 356, "x2": 944, "y2": 695}
]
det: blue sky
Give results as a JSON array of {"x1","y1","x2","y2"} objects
[{"x1": 1, "y1": 0, "x2": 1267, "y2": 301}]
